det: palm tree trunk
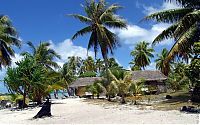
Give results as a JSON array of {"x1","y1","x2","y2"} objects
[
  {"x1": 23, "y1": 86, "x2": 27, "y2": 108},
  {"x1": 134, "y1": 95, "x2": 137, "y2": 105},
  {"x1": 108, "y1": 95, "x2": 111, "y2": 101},
  {"x1": 121, "y1": 94, "x2": 126, "y2": 104}
]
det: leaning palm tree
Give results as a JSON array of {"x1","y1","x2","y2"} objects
[
  {"x1": 155, "y1": 48, "x2": 172, "y2": 76},
  {"x1": 130, "y1": 41, "x2": 154, "y2": 70},
  {"x1": 0, "y1": 15, "x2": 21, "y2": 69},
  {"x1": 144, "y1": 0, "x2": 200, "y2": 64},
  {"x1": 69, "y1": 0, "x2": 127, "y2": 67}
]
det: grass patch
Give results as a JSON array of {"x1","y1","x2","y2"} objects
[{"x1": 83, "y1": 91, "x2": 200, "y2": 111}]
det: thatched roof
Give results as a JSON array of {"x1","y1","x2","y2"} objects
[
  {"x1": 70, "y1": 77, "x2": 103, "y2": 88},
  {"x1": 131, "y1": 70, "x2": 167, "y2": 81}
]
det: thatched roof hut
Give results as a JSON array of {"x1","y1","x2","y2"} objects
[
  {"x1": 131, "y1": 70, "x2": 167, "y2": 81},
  {"x1": 69, "y1": 77, "x2": 103, "y2": 88}
]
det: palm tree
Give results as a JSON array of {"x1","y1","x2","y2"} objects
[
  {"x1": 155, "y1": 48, "x2": 172, "y2": 76},
  {"x1": 144, "y1": 0, "x2": 200, "y2": 64},
  {"x1": 67, "y1": 56, "x2": 82, "y2": 76},
  {"x1": 107, "y1": 69, "x2": 132, "y2": 104},
  {"x1": 129, "y1": 80, "x2": 144, "y2": 105},
  {"x1": 27, "y1": 41, "x2": 61, "y2": 69},
  {"x1": 86, "y1": 82, "x2": 106, "y2": 99},
  {"x1": 0, "y1": 15, "x2": 21, "y2": 69},
  {"x1": 108, "y1": 58, "x2": 120, "y2": 68},
  {"x1": 130, "y1": 41, "x2": 154, "y2": 70},
  {"x1": 95, "y1": 58, "x2": 104, "y2": 74},
  {"x1": 129, "y1": 60, "x2": 141, "y2": 71},
  {"x1": 69, "y1": 0, "x2": 127, "y2": 67},
  {"x1": 83, "y1": 56, "x2": 96, "y2": 72}
]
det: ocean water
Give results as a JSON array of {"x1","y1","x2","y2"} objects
[{"x1": 50, "y1": 91, "x2": 69, "y2": 99}]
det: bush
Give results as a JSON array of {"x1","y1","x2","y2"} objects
[{"x1": 79, "y1": 71, "x2": 96, "y2": 77}]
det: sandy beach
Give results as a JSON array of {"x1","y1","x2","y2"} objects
[{"x1": 0, "y1": 98, "x2": 199, "y2": 124}]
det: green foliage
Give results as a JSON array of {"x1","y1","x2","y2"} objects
[
  {"x1": 167, "y1": 62, "x2": 190, "y2": 91},
  {"x1": 86, "y1": 82, "x2": 106, "y2": 98},
  {"x1": 82, "y1": 56, "x2": 96, "y2": 72},
  {"x1": 100, "y1": 63, "x2": 124, "y2": 78},
  {"x1": 4, "y1": 42, "x2": 65, "y2": 105},
  {"x1": 129, "y1": 60, "x2": 141, "y2": 71},
  {"x1": 130, "y1": 41, "x2": 154, "y2": 70},
  {"x1": 0, "y1": 15, "x2": 21, "y2": 69},
  {"x1": 155, "y1": 48, "x2": 172, "y2": 76},
  {"x1": 144, "y1": 0, "x2": 200, "y2": 64},
  {"x1": 129, "y1": 79, "x2": 144, "y2": 104},
  {"x1": 79, "y1": 71, "x2": 97, "y2": 78},
  {"x1": 107, "y1": 69, "x2": 133, "y2": 103},
  {"x1": 26, "y1": 41, "x2": 61, "y2": 69},
  {"x1": 70, "y1": 0, "x2": 127, "y2": 63},
  {"x1": 187, "y1": 59, "x2": 200, "y2": 86},
  {"x1": 67, "y1": 56, "x2": 82, "y2": 76}
]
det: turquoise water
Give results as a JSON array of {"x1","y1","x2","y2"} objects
[{"x1": 50, "y1": 91, "x2": 69, "y2": 99}]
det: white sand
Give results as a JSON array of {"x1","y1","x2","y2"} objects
[{"x1": 0, "y1": 98, "x2": 199, "y2": 124}]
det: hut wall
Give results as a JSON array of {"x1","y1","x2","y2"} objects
[
  {"x1": 145, "y1": 81, "x2": 166, "y2": 93},
  {"x1": 76, "y1": 86, "x2": 86, "y2": 97}
]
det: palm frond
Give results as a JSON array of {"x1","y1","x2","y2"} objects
[
  {"x1": 104, "y1": 20, "x2": 127, "y2": 29},
  {"x1": 68, "y1": 14, "x2": 92, "y2": 24},
  {"x1": 153, "y1": 23, "x2": 178, "y2": 45},
  {"x1": 166, "y1": 23, "x2": 199, "y2": 63},
  {"x1": 72, "y1": 26, "x2": 92, "y2": 40},
  {"x1": 27, "y1": 41, "x2": 36, "y2": 55},
  {"x1": 174, "y1": 10, "x2": 200, "y2": 39},
  {"x1": 144, "y1": 8, "x2": 192, "y2": 23},
  {"x1": 100, "y1": 4, "x2": 122, "y2": 21}
]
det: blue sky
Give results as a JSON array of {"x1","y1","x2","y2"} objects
[{"x1": 0, "y1": 0, "x2": 180, "y2": 93}]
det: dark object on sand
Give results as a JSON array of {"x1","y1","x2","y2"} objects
[
  {"x1": 33, "y1": 98, "x2": 52, "y2": 119},
  {"x1": 166, "y1": 95, "x2": 172, "y2": 99},
  {"x1": 180, "y1": 106, "x2": 200, "y2": 113},
  {"x1": 191, "y1": 86, "x2": 200, "y2": 103},
  {"x1": 18, "y1": 100, "x2": 27, "y2": 109}
]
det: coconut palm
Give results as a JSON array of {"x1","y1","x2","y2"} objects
[
  {"x1": 108, "y1": 58, "x2": 120, "y2": 68},
  {"x1": 26, "y1": 41, "x2": 61, "y2": 69},
  {"x1": 69, "y1": 0, "x2": 127, "y2": 67},
  {"x1": 130, "y1": 41, "x2": 154, "y2": 70},
  {"x1": 107, "y1": 69, "x2": 132, "y2": 104},
  {"x1": 67, "y1": 56, "x2": 82, "y2": 76},
  {"x1": 95, "y1": 58, "x2": 104, "y2": 74},
  {"x1": 129, "y1": 80, "x2": 144, "y2": 105},
  {"x1": 144, "y1": 0, "x2": 200, "y2": 64},
  {"x1": 86, "y1": 82, "x2": 106, "y2": 98},
  {"x1": 83, "y1": 56, "x2": 96, "y2": 72},
  {"x1": 155, "y1": 48, "x2": 172, "y2": 76},
  {"x1": 0, "y1": 15, "x2": 21, "y2": 69},
  {"x1": 129, "y1": 60, "x2": 141, "y2": 71}
]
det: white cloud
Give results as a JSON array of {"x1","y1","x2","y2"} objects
[
  {"x1": 0, "y1": 53, "x2": 23, "y2": 78},
  {"x1": 49, "y1": 39, "x2": 95, "y2": 67},
  {"x1": 146, "y1": 62, "x2": 156, "y2": 70},
  {"x1": 112, "y1": 23, "x2": 173, "y2": 47},
  {"x1": 11, "y1": 54, "x2": 23, "y2": 67},
  {"x1": 143, "y1": 1, "x2": 181, "y2": 15}
]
